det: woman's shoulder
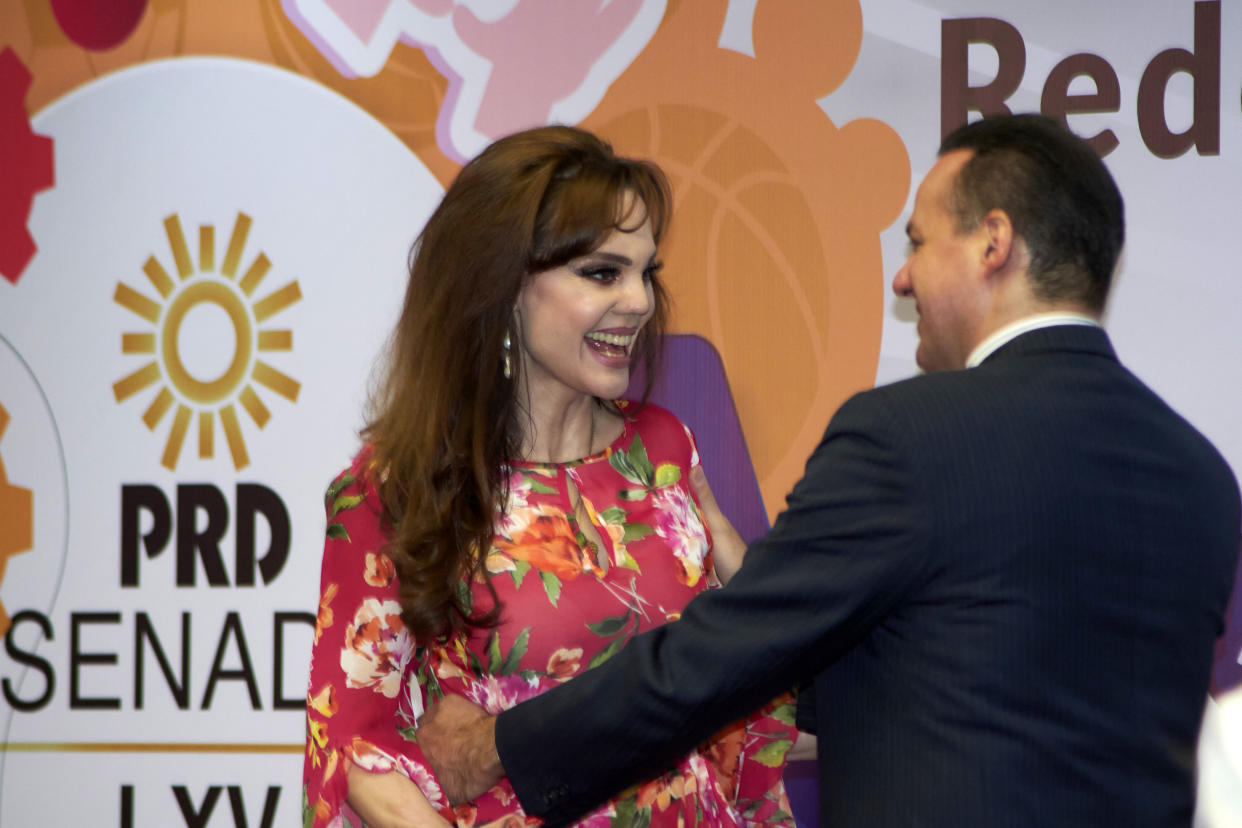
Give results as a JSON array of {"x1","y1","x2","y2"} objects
[
  {"x1": 324, "y1": 444, "x2": 384, "y2": 518},
  {"x1": 614, "y1": 400, "x2": 697, "y2": 463},
  {"x1": 616, "y1": 399, "x2": 683, "y2": 435}
]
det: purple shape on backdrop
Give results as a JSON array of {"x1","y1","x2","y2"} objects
[
  {"x1": 782, "y1": 760, "x2": 819, "y2": 828},
  {"x1": 626, "y1": 333, "x2": 769, "y2": 544},
  {"x1": 1211, "y1": 537, "x2": 1242, "y2": 696},
  {"x1": 626, "y1": 333, "x2": 819, "y2": 828}
]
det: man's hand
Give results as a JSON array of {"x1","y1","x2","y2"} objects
[{"x1": 418, "y1": 695, "x2": 505, "y2": 804}]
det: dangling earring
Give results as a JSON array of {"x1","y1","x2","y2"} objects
[{"x1": 502, "y1": 329, "x2": 512, "y2": 380}]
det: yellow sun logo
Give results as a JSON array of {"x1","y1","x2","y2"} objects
[{"x1": 112, "y1": 213, "x2": 301, "y2": 471}]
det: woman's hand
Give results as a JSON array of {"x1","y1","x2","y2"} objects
[
  {"x1": 787, "y1": 730, "x2": 818, "y2": 761},
  {"x1": 690, "y1": 465, "x2": 748, "y2": 584},
  {"x1": 346, "y1": 764, "x2": 453, "y2": 828}
]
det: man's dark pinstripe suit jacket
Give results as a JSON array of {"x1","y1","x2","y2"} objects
[{"x1": 496, "y1": 325, "x2": 1241, "y2": 827}]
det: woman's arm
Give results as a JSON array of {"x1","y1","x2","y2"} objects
[
  {"x1": 347, "y1": 765, "x2": 452, "y2": 828},
  {"x1": 305, "y1": 461, "x2": 456, "y2": 826},
  {"x1": 690, "y1": 465, "x2": 747, "y2": 583},
  {"x1": 787, "y1": 730, "x2": 818, "y2": 761}
]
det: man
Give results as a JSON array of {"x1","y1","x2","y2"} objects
[{"x1": 418, "y1": 114, "x2": 1241, "y2": 826}]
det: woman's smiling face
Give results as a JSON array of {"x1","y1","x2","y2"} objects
[{"x1": 514, "y1": 199, "x2": 659, "y2": 407}]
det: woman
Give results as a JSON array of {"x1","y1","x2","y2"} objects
[{"x1": 303, "y1": 126, "x2": 796, "y2": 827}]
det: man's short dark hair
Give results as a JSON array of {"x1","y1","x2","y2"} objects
[{"x1": 940, "y1": 114, "x2": 1124, "y2": 313}]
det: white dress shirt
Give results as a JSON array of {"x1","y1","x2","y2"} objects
[{"x1": 965, "y1": 312, "x2": 1101, "y2": 369}]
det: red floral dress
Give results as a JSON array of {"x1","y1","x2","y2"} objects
[{"x1": 304, "y1": 402, "x2": 796, "y2": 828}]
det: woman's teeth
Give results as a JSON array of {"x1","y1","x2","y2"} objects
[{"x1": 586, "y1": 332, "x2": 634, "y2": 348}]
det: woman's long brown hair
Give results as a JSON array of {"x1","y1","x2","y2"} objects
[{"x1": 363, "y1": 126, "x2": 672, "y2": 643}]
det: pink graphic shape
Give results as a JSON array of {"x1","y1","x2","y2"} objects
[
  {"x1": 327, "y1": 0, "x2": 445, "y2": 43},
  {"x1": 282, "y1": 0, "x2": 664, "y2": 160},
  {"x1": 451, "y1": 0, "x2": 649, "y2": 139},
  {"x1": 0, "y1": 49, "x2": 55, "y2": 286}
]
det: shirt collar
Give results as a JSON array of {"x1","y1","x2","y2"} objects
[{"x1": 966, "y1": 312, "x2": 1102, "y2": 368}]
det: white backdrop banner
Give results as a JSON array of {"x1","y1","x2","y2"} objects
[
  {"x1": 0, "y1": 1, "x2": 1239, "y2": 826},
  {"x1": 0, "y1": 57, "x2": 441, "y2": 825}
]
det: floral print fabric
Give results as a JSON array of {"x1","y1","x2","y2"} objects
[{"x1": 304, "y1": 402, "x2": 796, "y2": 827}]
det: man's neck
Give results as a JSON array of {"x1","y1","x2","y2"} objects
[{"x1": 965, "y1": 310, "x2": 1101, "y2": 368}]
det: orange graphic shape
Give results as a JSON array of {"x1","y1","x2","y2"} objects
[
  {"x1": 0, "y1": 402, "x2": 35, "y2": 638},
  {"x1": 585, "y1": 0, "x2": 909, "y2": 516},
  {"x1": 0, "y1": 0, "x2": 911, "y2": 518},
  {"x1": 0, "y1": 0, "x2": 460, "y2": 188}
]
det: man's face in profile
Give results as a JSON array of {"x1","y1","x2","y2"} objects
[{"x1": 892, "y1": 149, "x2": 989, "y2": 373}]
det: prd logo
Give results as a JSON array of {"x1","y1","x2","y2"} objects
[{"x1": 112, "y1": 213, "x2": 301, "y2": 470}]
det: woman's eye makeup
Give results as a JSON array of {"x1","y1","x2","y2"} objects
[
  {"x1": 572, "y1": 258, "x2": 660, "y2": 283},
  {"x1": 575, "y1": 264, "x2": 621, "y2": 282}
]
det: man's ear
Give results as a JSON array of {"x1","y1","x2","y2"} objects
[{"x1": 979, "y1": 209, "x2": 1015, "y2": 275}]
